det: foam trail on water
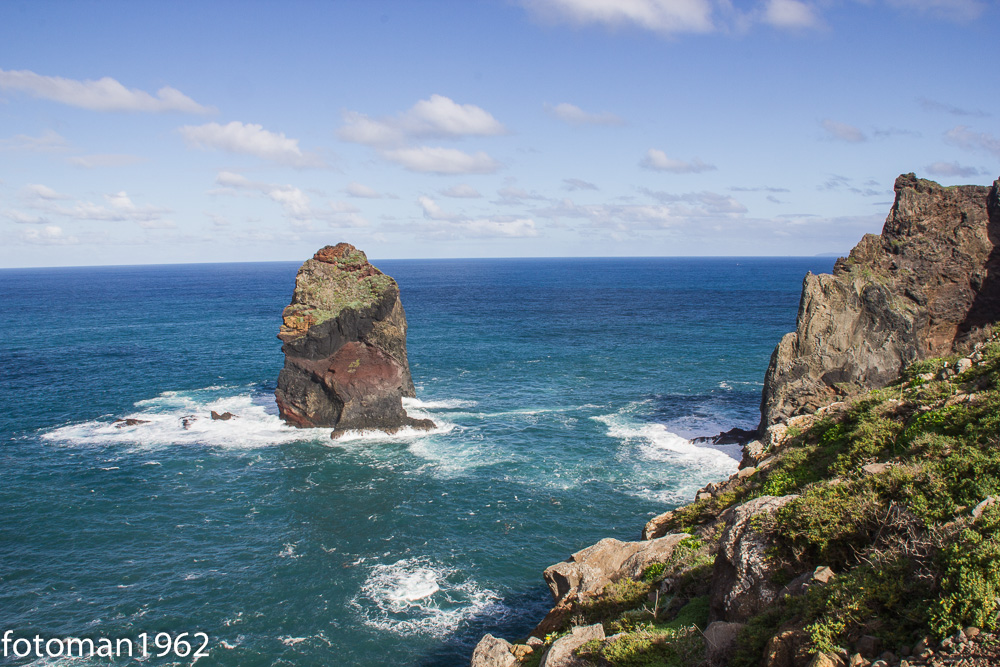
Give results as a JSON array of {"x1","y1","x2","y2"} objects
[
  {"x1": 41, "y1": 387, "x2": 331, "y2": 450},
  {"x1": 350, "y1": 557, "x2": 507, "y2": 637}
]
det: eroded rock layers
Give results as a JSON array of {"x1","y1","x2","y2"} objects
[
  {"x1": 760, "y1": 173, "x2": 1000, "y2": 428},
  {"x1": 275, "y1": 243, "x2": 433, "y2": 436}
]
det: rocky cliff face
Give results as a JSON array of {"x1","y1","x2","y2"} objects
[
  {"x1": 275, "y1": 243, "x2": 433, "y2": 436},
  {"x1": 760, "y1": 173, "x2": 1000, "y2": 428}
]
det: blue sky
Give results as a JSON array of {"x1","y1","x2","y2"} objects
[{"x1": 0, "y1": 0, "x2": 996, "y2": 267}]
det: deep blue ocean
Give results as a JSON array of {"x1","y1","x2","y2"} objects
[{"x1": 0, "y1": 257, "x2": 834, "y2": 666}]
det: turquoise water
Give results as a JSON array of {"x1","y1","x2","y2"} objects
[{"x1": 0, "y1": 257, "x2": 833, "y2": 666}]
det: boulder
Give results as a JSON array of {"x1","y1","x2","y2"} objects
[
  {"x1": 539, "y1": 624, "x2": 605, "y2": 667},
  {"x1": 114, "y1": 418, "x2": 149, "y2": 428},
  {"x1": 709, "y1": 495, "x2": 798, "y2": 623},
  {"x1": 275, "y1": 243, "x2": 434, "y2": 436},
  {"x1": 704, "y1": 620, "x2": 745, "y2": 667},
  {"x1": 543, "y1": 534, "x2": 689, "y2": 603},
  {"x1": 210, "y1": 411, "x2": 235, "y2": 420},
  {"x1": 470, "y1": 634, "x2": 517, "y2": 667},
  {"x1": 761, "y1": 174, "x2": 1000, "y2": 428}
]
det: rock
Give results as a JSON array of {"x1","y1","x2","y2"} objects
[
  {"x1": 543, "y1": 534, "x2": 690, "y2": 604},
  {"x1": 848, "y1": 654, "x2": 868, "y2": 667},
  {"x1": 856, "y1": 635, "x2": 882, "y2": 659},
  {"x1": 526, "y1": 636, "x2": 544, "y2": 647},
  {"x1": 762, "y1": 627, "x2": 812, "y2": 667},
  {"x1": 210, "y1": 410, "x2": 235, "y2": 420},
  {"x1": 692, "y1": 426, "x2": 758, "y2": 445},
  {"x1": 861, "y1": 462, "x2": 891, "y2": 475},
  {"x1": 642, "y1": 510, "x2": 675, "y2": 540},
  {"x1": 972, "y1": 497, "x2": 996, "y2": 520},
  {"x1": 275, "y1": 243, "x2": 434, "y2": 435},
  {"x1": 740, "y1": 439, "x2": 766, "y2": 468},
  {"x1": 956, "y1": 357, "x2": 974, "y2": 373},
  {"x1": 782, "y1": 565, "x2": 835, "y2": 597},
  {"x1": 760, "y1": 174, "x2": 1000, "y2": 428},
  {"x1": 710, "y1": 495, "x2": 798, "y2": 623},
  {"x1": 539, "y1": 624, "x2": 605, "y2": 667},
  {"x1": 511, "y1": 644, "x2": 533, "y2": 660},
  {"x1": 470, "y1": 634, "x2": 517, "y2": 667},
  {"x1": 808, "y1": 652, "x2": 845, "y2": 667},
  {"x1": 704, "y1": 621, "x2": 744, "y2": 667},
  {"x1": 114, "y1": 418, "x2": 149, "y2": 428},
  {"x1": 181, "y1": 416, "x2": 196, "y2": 430},
  {"x1": 964, "y1": 626, "x2": 981, "y2": 638}
]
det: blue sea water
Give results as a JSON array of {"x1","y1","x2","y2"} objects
[{"x1": 0, "y1": 257, "x2": 834, "y2": 666}]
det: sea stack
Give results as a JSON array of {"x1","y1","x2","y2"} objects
[
  {"x1": 760, "y1": 173, "x2": 1000, "y2": 428},
  {"x1": 275, "y1": 243, "x2": 434, "y2": 437}
]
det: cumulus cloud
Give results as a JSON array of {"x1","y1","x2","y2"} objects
[
  {"x1": 214, "y1": 171, "x2": 367, "y2": 226},
  {"x1": 817, "y1": 175, "x2": 883, "y2": 196},
  {"x1": 640, "y1": 149, "x2": 716, "y2": 173},
  {"x1": 67, "y1": 154, "x2": 147, "y2": 169},
  {"x1": 563, "y1": 178, "x2": 599, "y2": 191},
  {"x1": 22, "y1": 184, "x2": 70, "y2": 200},
  {"x1": 821, "y1": 119, "x2": 867, "y2": 143},
  {"x1": 545, "y1": 103, "x2": 625, "y2": 126},
  {"x1": 0, "y1": 68, "x2": 213, "y2": 113},
  {"x1": 338, "y1": 94, "x2": 506, "y2": 147},
  {"x1": 924, "y1": 161, "x2": 983, "y2": 178},
  {"x1": 496, "y1": 186, "x2": 550, "y2": 204},
  {"x1": 537, "y1": 197, "x2": 742, "y2": 231},
  {"x1": 0, "y1": 129, "x2": 69, "y2": 152},
  {"x1": 180, "y1": 121, "x2": 324, "y2": 168},
  {"x1": 418, "y1": 196, "x2": 462, "y2": 221},
  {"x1": 19, "y1": 225, "x2": 79, "y2": 245},
  {"x1": 440, "y1": 184, "x2": 483, "y2": 198},
  {"x1": 521, "y1": 0, "x2": 715, "y2": 35},
  {"x1": 3, "y1": 209, "x2": 47, "y2": 224},
  {"x1": 382, "y1": 147, "x2": 501, "y2": 175},
  {"x1": 414, "y1": 196, "x2": 538, "y2": 238},
  {"x1": 918, "y1": 98, "x2": 989, "y2": 118},
  {"x1": 945, "y1": 125, "x2": 1000, "y2": 158},
  {"x1": 639, "y1": 188, "x2": 748, "y2": 214},
  {"x1": 345, "y1": 182, "x2": 384, "y2": 198},
  {"x1": 762, "y1": 0, "x2": 819, "y2": 27},
  {"x1": 729, "y1": 185, "x2": 790, "y2": 193}
]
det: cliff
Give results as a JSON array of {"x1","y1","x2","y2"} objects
[
  {"x1": 275, "y1": 243, "x2": 433, "y2": 436},
  {"x1": 760, "y1": 174, "x2": 1000, "y2": 429},
  {"x1": 472, "y1": 175, "x2": 1000, "y2": 667}
]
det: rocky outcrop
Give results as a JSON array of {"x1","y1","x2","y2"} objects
[
  {"x1": 539, "y1": 624, "x2": 605, "y2": 667},
  {"x1": 761, "y1": 174, "x2": 1000, "y2": 428},
  {"x1": 709, "y1": 494, "x2": 798, "y2": 623},
  {"x1": 275, "y1": 243, "x2": 434, "y2": 436},
  {"x1": 471, "y1": 634, "x2": 518, "y2": 667}
]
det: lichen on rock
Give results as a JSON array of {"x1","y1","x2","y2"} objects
[
  {"x1": 275, "y1": 243, "x2": 433, "y2": 436},
  {"x1": 760, "y1": 173, "x2": 1000, "y2": 428}
]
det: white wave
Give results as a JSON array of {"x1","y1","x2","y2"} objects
[
  {"x1": 402, "y1": 397, "x2": 478, "y2": 410},
  {"x1": 350, "y1": 557, "x2": 507, "y2": 637},
  {"x1": 41, "y1": 388, "x2": 331, "y2": 450}
]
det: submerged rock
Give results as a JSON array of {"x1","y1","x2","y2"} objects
[
  {"x1": 760, "y1": 174, "x2": 1000, "y2": 428},
  {"x1": 275, "y1": 243, "x2": 434, "y2": 436}
]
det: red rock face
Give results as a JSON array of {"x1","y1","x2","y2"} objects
[{"x1": 275, "y1": 244, "x2": 433, "y2": 436}]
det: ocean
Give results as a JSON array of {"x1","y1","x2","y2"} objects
[{"x1": 0, "y1": 257, "x2": 834, "y2": 666}]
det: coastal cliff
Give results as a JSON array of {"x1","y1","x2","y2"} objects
[
  {"x1": 473, "y1": 175, "x2": 1000, "y2": 667},
  {"x1": 275, "y1": 243, "x2": 433, "y2": 436},
  {"x1": 760, "y1": 174, "x2": 1000, "y2": 429}
]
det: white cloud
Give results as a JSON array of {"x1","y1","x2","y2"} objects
[
  {"x1": 821, "y1": 119, "x2": 867, "y2": 143},
  {"x1": 918, "y1": 98, "x2": 990, "y2": 118},
  {"x1": 339, "y1": 94, "x2": 506, "y2": 147},
  {"x1": 22, "y1": 184, "x2": 70, "y2": 200},
  {"x1": 537, "y1": 191, "x2": 747, "y2": 232},
  {"x1": 522, "y1": 0, "x2": 715, "y2": 35},
  {"x1": 640, "y1": 149, "x2": 716, "y2": 173},
  {"x1": 0, "y1": 129, "x2": 69, "y2": 152},
  {"x1": 496, "y1": 186, "x2": 550, "y2": 204},
  {"x1": 213, "y1": 171, "x2": 367, "y2": 226},
  {"x1": 762, "y1": 0, "x2": 819, "y2": 27},
  {"x1": 67, "y1": 154, "x2": 147, "y2": 169},
  {"x1": 19, "y1": 225, "x2": 79, "y2": 245},
  {"x1": 3, "y1": 209, "x2": 47, "y2": 224},
  {"x1": 440, "y1": 184, "x2": 483, "y2": 198},
  {"x1": 418, "y1": 196, "x2": 461, "y2": 221},
  {"x1": 0, "y1": 68, "x2": 213, "y2": 113},
  {"x1": 180, "y1": 121, "x2": 324, "y2": 168},
  {"x1": 545, "y1": 103, "x2": 624, "y2": 126},
  {"x1": 945, "y1": 125, "x2": 1000, "y2": 158},
  {"x1": 563, "y1": 178, "x2": 599, "y2": 191},
  {"x1": 886, "y1": 0, "x2": 985, "y2": 21},
  {"x1": 924, "y1": 161, "x2": 983, "y2": 178},
  {"x1": 420, "y1": 217, "x2": 539, "y2": 239},
  {"x1": 345, "y1": 182, "x2": 383, "y2": 198},
  {"x1": 382, "y1": 147, "x2": 501, "y2": 174},
  {"x1": 52, "y1": 191, "x2": 171, "y2": 223}
]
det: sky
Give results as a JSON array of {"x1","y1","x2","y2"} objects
[{"x1": 0, "y1": 0, "x2": 997, "y2": 267}]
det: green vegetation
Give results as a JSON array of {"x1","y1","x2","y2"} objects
[
  {"x1": 527, "y1": 337, "x2": 1000, "y2": 666},
  {"x1": 282, "y1": 258, "x2": 396, "y2": 333}
]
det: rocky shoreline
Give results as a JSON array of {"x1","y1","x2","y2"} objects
[{"x1": 471, "y1": 174, "x2": 1000, "y2": 667}]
